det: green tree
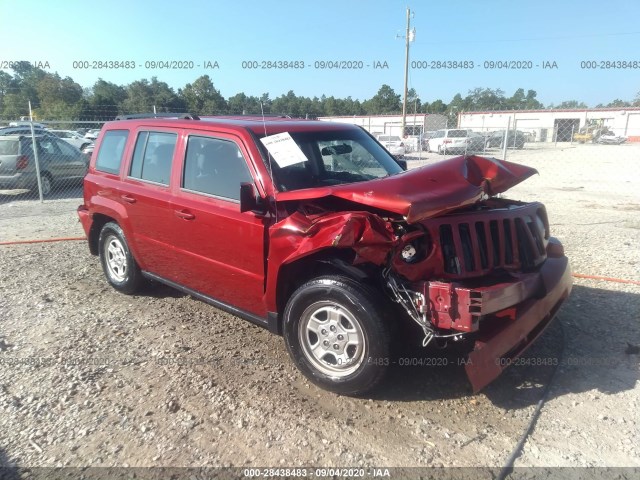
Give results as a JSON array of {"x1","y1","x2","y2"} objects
[
  {"x1": 179, "y1": 75, "x2": 226, "y2": 114},
  {"x1": 423, "y1": 99, "x2": 447, "y2": 114},
  {"x1": 227, "y1": 92, "x2": 261, "y2": 114},
  {"x1": 466, "y1": 88, "x2": 506, "y2": 110},
  {"x1": 272, "y1": 90, "x2": 303, "y2": 116},
  {"x1": 363, "y1": 85, "x2": 401, "y2": 114},
  {"x1": 85, "y1": 79, "x2": 127, "y2": 119},
  {"x1": 10, "y1": 61, "x2": 46, "y2": 110},
  {"x1": 0, "y1": 71, "x2": 14, "y2": 114},
  {"x1": 605, "y1": 99, "x2": 631, "y2": 108},
  {"x1": 259, "y1": 93, "x2": 271, "y2": 114},
  {"x1": 551, "y1": 100, "x2": 588, "y2": 109},
  {"x1": 122, "y1": 77, "x2": 185, "y2": 113},
  {"x1": 524, "y1": 89, "x2": 543, "y2": 109},
  {"x1": 406, "y1": 88, "x2": 421, "y2": 112}
]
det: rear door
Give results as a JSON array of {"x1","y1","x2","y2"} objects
[
  {"x1": 168, "y1": 132, "x2": 269, "y2": 317},
  {"x1": 52, "y1": 138, "x2": 87, "y2": 179},
  {"x1": 36, "y1": 137, "x2": 66, "y2": 178},
  {"x1": 121, "y1": 129, "x2": 180, "y2": 281}
]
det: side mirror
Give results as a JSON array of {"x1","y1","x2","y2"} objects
[{"x1": 239, "y1": 182, "x2": 265, "y2": 213}]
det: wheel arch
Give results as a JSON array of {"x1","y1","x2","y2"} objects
[
  {"x1": 272, "y1": 248, "x2": 383, "y2": 335},
  {"x1": 88, "y1": 213, "x2": 116, "y2": 255}
]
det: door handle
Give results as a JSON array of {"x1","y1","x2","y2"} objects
[
  {"x1": 175, "y1": 209, "x2": 195, "y2": 220},
  {"x1": 121, "y1": 194, "x2": 136, "y2": 204}
]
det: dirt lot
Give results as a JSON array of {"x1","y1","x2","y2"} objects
[{"x1": 0, "y1": 142, "x2": 638, "y2": 475}]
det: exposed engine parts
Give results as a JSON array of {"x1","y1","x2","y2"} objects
[{"x1": 383, "y1": 269, "x2": 467, "y2": 348}]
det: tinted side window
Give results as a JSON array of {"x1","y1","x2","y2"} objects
[
  {"x1": 55, "y1": 139, "x2": 80, "y2": 157},
  {"x1": 95, "y1": 130, "x2": 128, "y2": 174},
  {"x1": 0, "y1": 139, "x2": 19, "y2": 155},
  {"x1": 182, "y1": 136, "x2": 252, "y2": 201},
  {"x1": 129, "y1": 132, "x2": 177, "y2": 185},
  {"x1": 38, "y1": 137, "x2": 60, "y2": 155}
]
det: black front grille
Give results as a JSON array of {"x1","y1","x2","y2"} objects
[{"x1": 436, "y1": 203, "x2": 547, "y2": 278}]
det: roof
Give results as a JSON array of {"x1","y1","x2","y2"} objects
[
  {"x1": 318, "y1": 113, "x2": 445, "y2": 119},
  {"x1": 106, "y1": 115, "x2": 360, "y2": 136}
]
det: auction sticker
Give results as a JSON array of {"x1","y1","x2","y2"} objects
[{"x1": 260, "y1": 132, "x2": 308, "y2": 168}]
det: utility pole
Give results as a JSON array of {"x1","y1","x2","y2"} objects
[{"x1": 400, "y1": 7, "x2": 415, "y2": 139}]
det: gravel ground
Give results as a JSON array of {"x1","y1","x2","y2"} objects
[{"x1": 0, "y1": 142, "x2": 638, "y2": 473}]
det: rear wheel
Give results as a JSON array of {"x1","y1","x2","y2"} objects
[
  {"x1": 98, "y1": 222, "x2": 143, "y2": 294},
  {"x1": 283, "y1": 276, "x2": 391, "y2": 395},
  {"x1": 40, "y1": 172, "x2": 53, "y2": 196}
]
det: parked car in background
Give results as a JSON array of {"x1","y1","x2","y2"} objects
[
  {"x1": 50, "y1": 130, "x2": 93, "y2": 150},
  {"x1": 420, "y1": 131, "x2": 437, "y2": 150},
  {"x1": 428, "y1": 129, "x2": 484, "y2": 154},
  {"x1": 0, "y1": 134, "x2": 88, "y2": 195},
  {"x1": 0, "y1": 125, "x2": 55, "y2": 138},
  {"x1": 9, "y1": 121, "x2": 47, "y2": 129},
  {"x1": 485, "y1": 130, "x2": 526, "y2": 149},
  {"x1": 466, "y1": 131, "x2": 486, "y2": 152},
  {"x1": 376, "y1": 135, "x2": 406, "y2": 158},
  {"x1": 84, "y1": 129, "x2": 101, "y2": 140},
  {"x1": 596, "y1": 133, "x2": 627, "y2": 145},
  {"x1": 81, "y1": 143, "x2": 94, "y2": 159}
]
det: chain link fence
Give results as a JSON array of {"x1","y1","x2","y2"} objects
[
  {"x1": 0, "y1": 109, "x2": 638, "y2": 256},
  {"x1": 0, "y1": 121, "x2": 102, "y2": 201}
]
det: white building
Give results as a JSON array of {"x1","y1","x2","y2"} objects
[
  {"x1": 318, "y1": 114, "x2": 448, "y2": 150},
  {"x1": 458, "y1": 107, "x2": 640, "y2": 142}
]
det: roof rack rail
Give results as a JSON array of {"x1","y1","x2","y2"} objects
[{"x1": 114, "y1": 113, "x2": 200, "y2": 121}]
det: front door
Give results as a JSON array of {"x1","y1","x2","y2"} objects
[{"x1": 169, "y1": 133, "x2": 269, "y2": 317}]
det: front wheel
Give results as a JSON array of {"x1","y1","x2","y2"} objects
[
  {"x1": 98, "y1": 222, "x2": 143, "y2": 294},
  {"x1": 283, "y1": 276, "x2": 391, "y2": 396}
]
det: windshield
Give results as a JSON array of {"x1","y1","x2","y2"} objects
[{"x1": 259, "y1": 128, "x2": 403, "y2": 192}]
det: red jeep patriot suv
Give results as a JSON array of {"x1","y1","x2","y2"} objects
[{"x1": 78, "y1": 114, "x2": 572, "y2": 395}]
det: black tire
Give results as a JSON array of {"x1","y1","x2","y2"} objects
[
  {"x1": 98, "y1": 222, "x2": 143, "y2": 294},
  {"x1": 283, "y1": 275, "x2": 392, "y2": 396}
]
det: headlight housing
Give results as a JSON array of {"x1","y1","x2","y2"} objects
[{"x1": 534, "y1": 212, "x2": 549, "y2": 249}]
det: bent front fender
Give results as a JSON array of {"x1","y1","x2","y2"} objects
[{"x1": 263, "y1": 211, "x2": 396, "y2": 312}]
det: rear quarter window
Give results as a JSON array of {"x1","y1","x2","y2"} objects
[
  {"x1": 95, "y1": 130, "x2": 129, "y2": 174},
  {"x1": 129, "y1": 131, "x2": 177, "y2": 185},
  {"x1": 0, "y1": 139, "x2": 19, "y2": 155}
]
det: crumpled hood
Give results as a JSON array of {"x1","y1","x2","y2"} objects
[{"x1": 275, "y1": 155, "x2": 537, "y2": 223}]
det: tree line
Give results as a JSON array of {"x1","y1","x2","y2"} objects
[{"x1": 0, "y1": 61, "x2": 638, "y2": 121}]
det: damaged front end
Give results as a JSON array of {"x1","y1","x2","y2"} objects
[
  {"x1": 383, "y1": 204, "x2": 572, "y2": 392},
  {"x1": 269, "y1": 155, "x2": 572, "y2": 392}
]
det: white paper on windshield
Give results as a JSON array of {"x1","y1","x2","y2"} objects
[{"x1": 260, "y1": 132, "x2": 308, "y2": 168}]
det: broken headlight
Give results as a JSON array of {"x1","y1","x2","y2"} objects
[
  {"x1": 401, "y1": 243, "x2": 418, "y2": 263},
  {"x1": 398, "y1": 230, "x2": 431, "y2": 264}
]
